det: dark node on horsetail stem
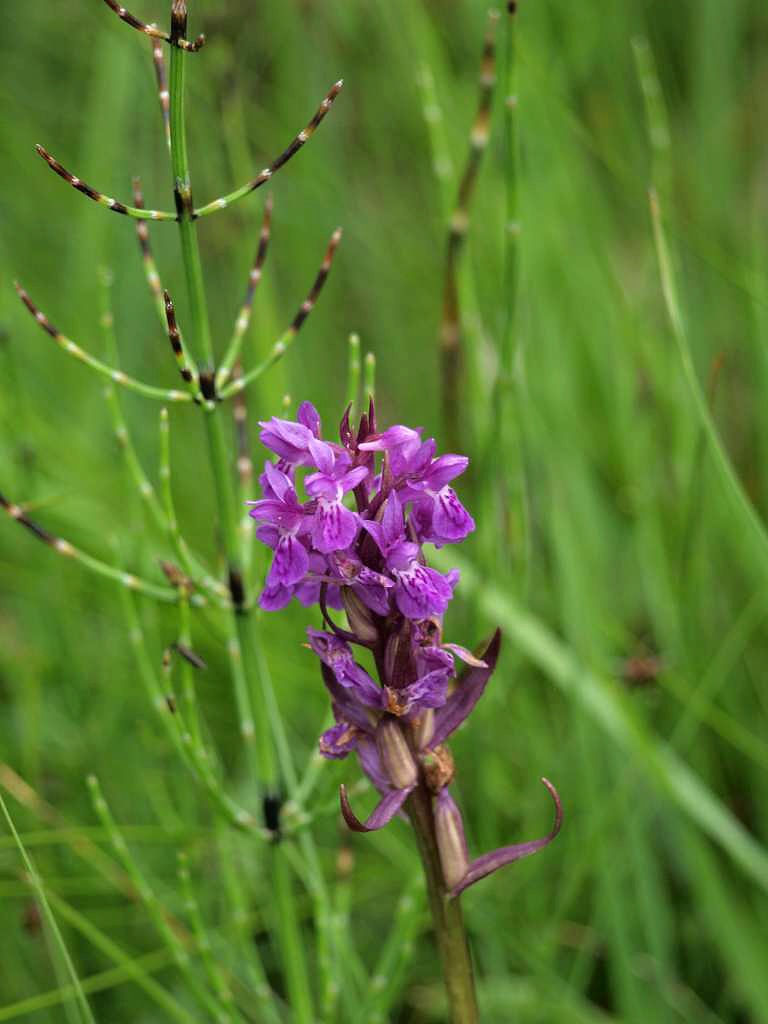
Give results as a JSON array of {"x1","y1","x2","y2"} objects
[
  {"x1": 227, "y1": 567, "x2": 246, "y2": 613},
  {"x1": 102, "y1": 0, "x2": 205, "y2": 51},
  {"x1": 263, "y1": 793, "x2": 283, "y2": 837},
  {"x1": 198, "y1": 369, "x2": 217, "y2": 402},
  {"x1": 249, "y1": 400, "x2": 562, "y2": 894}
]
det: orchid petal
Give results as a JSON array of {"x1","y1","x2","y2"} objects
[
  {"x1": 431, "y1": 629, "x2": 501, "y2": 746},
  {"x1": 356, "y1": 735, "x2": 389, "y2": 792},
  {"x1": 431, "y1": 487, "x2": 475, "y2": 543},
  {"x1": 339, "y1": 782, "x2": 415, "y2": 833},
  {"x1": 312, "y1": 501, "x2": 359, "y2": 553},
  {"x1": 297, "y1": 401, "x2": 321, "y2": 437},
  {"x1": 450, "y1": 778, "x2": 562, "y2": 896},
  {"x1": 308, "y1": 436, "x2": 336, "y2": 475},
  {"x1": 319, "y1": 663, "x2": 373, "y2": 732},
  {"x1": 424, "y1": 454, "x2": 469, "y2": 489},
  {"x1": 267, "y1": 534, "x2": 309, "y2": 587},
  {"x1": 442, "y1": 643, "x2": 487, "y2": 668}
]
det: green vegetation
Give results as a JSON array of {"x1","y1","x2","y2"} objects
[{"x1": 1, "y1": 1, "x2": 767, "y2": 1020}]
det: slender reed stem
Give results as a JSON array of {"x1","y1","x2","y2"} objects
[{"x1": 406, "y1": 785, "x2": 479, "y2": 1024}]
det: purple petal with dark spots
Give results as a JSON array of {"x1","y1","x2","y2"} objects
[
  {"x1": 393, "y1": 563, "x2": 456, "y2": 619},
  {"x1": 312, "y1": 501, "x2": 359, "y2": 553},
  {"x1": 267, "y1": 534, "x2": 309, "y2": 587},
  {"x1": 431, "y1": 487, "x2": 475, "y2": 543},
  {"x1": 339, "y1": 782, "x2": 415, "y2": 833},
  {"x1": 431, "y1": 629, "x2": 501, "y2": 746},
  {"x1": 450, "y1": 778, "x2": 563, "y2": 896}
]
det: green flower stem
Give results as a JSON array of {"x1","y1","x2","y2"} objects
[{"x1": 406, "y1": 785, "x2": 479, "y2": 1024}]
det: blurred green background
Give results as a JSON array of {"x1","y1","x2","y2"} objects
[{"x1": 2, "y1": 0, "x2": 768, "y2": 1021}]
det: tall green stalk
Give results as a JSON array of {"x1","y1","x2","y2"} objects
[{"x1": 166, "y1": 6, "x2": 313, "y2": 1018}]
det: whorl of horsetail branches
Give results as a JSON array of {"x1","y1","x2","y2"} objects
[
  {"x1": 194, "y1": 81, "x2": 344, "y2": 217},
  {"x1": 102, "y1": 0, "x2": 205, "y2": 51},
  {"x1": 14, "y1": 282, "x2": 192, "y2": 403},
  {"x1": 220, "y1": 228, "x2": 342, "y2": 399},
  {"x1": 35, "y1": 145, "x2": 177, "y2": 221}
]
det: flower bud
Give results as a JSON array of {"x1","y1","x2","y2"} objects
[
  {"x1": 384, "y1": 621, "x2": 415, "y2": 689},
  {"x1": 376, "y1": 717, "x2": 418, "y2": 790},
  {"x1": 341, "y1": 588, "x2": 379, "y2": 644},
  {"x1": 434, "y1": 789, "x2": 469, "y2": 891}
]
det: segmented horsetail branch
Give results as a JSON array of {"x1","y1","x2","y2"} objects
[
  {"x1": 35, "y1": 146, "x2": 176, "y2": 221},
  {"x1": 132, "y1": 178, "x2": 167, "y2": 325},
  {"x1": 163, "y1": 290, "x2": 206, "y2": 404},
  {"x1": 151, "y1": 38, "x2": 172, "y2": 150},
  {"x1": 216, "y1": 194, "x2": 274, "y2": 391},
  {"x1": 220, "y1": 228, "x2": 342, "y2": 398},
  {"x1": 102, "y1": 0, "x2": 205, "y2": 51},
  {"x1": 440, "y1": 9, "x2": 500, "y2": 449},
  {"x1": 15, "y1": 283, "x2": 192, "y2": 403},
  {"x1": 0, "y1": 492, "x2": 188, "y2": 604},
  {"x1": 194, "y1": 82, "x2": 344, "y2": 218}
]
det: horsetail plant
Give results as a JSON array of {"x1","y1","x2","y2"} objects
[
  {"x1": 249, "y1": 401, "x2": 562, "y2": 1022},
  {"x1": 5, "y1": 2, "x2": 346, "y2": 1019}
]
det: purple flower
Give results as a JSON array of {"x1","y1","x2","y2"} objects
[
  {"x1": 305, "y1": 438, "x2": 368, "y2": 553},
  {"x1": 248, "y1": 401, "x2": 561, "y2": 894},
  {"x1": 361, "y1": 492, "x2": 459, "y2": 619},
  {"x1": 307, "y1": 629, "x2": 383, "y2": 708},
  {"x1": 248, "y1": 463, "x2": 309, "y2": 609}
]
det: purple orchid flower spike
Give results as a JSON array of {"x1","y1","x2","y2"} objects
[{"x1": 249, "y1": 399, "x2": 560, "y2": 913}]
